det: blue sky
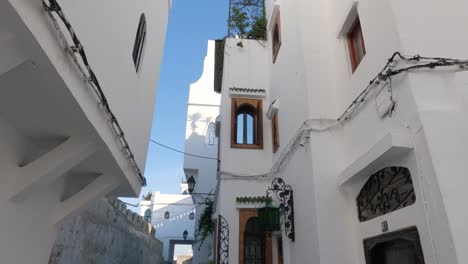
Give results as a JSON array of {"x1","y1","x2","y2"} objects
[{"x1": 140, "y1": 0, "x2": 229, "y2": 198}]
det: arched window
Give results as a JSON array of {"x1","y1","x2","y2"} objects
[
  {"x1": 231, "y1": 98, "x2": 263, "y2": 149},
  {"x1": 207, "y1": 122, "x2": 216, "y2": 145},
  {"x1": 133, "y1": 14, "x2": 147, "y2": 72},
  {"x1": 164, "y1": 211, "x2": 170, "y2": 219},
  {"x1": 189, "y1": 212, "x2": 195, "y2": 220},
  {"x1": 236, "y1": 105, "x2": 255, "y2": 145},
  {"x1": 357, "y1": 167, "x2": 416, "y2": 222},
  {"x1": 272, "y1": 10, "x2": 282, "y2": 63},
  {"x1": 244, "y1": 217, "x2": 265, "y2": 263},
  {"x1": 144, "y1": 209, "x2": 152, "y2": 222}
]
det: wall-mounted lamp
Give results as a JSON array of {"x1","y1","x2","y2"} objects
[{"x1": 187, "y1": 175, "x2": 215, "y2": 196}]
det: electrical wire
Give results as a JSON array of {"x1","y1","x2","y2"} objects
[
  {"x1": 149, "y1": 139, "x2": 218, "y2": 160},
  {"x1": 42, "y1": 0, "x2": 147, "y2": 186},
  {"x1": 220, "y1": 52, "x2": 468, "y2": 180}
]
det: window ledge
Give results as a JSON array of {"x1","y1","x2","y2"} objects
[
  {"x1": 336, "y1": 1, "x2": 359, "y2": 38},
  {"x1": 231, "y1": 143, "x2": 263, "y2": 150},
  {"x1": 338, "y1": 132, "x2": 413, "y2": 186}
]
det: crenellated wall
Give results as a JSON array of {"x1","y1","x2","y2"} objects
[{"x1": 49, "y1": 198, "x2": 163, "y2": 264}]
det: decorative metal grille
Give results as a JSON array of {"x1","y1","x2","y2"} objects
[
  {"x1": 217, "y1": 215, "x2": 229, "y2": 264},
  {"x1": 267, "y1": 178, "x2": 295, "y2": 241},
  {"x1": 357, "y1": 167, "x2": 416, "y2": 222}
]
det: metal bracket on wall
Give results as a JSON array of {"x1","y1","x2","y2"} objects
[{"x1": 267, "y1": 177, "x2": 295, "y2": 241}]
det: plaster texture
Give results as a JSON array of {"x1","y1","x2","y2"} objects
[
  {"x1": 0, "y1": 0, "x2": 169, "y2": 262},
  {"x1": 183, "y1": 41, "x2": 220, "y2": 264},
  {"x1": 214, "y1": 0, "x2": 468, "y2": 263},
  {"x1": 140, "y1": 191, "x2": 196, "y2": 263},
  {"x1": 49, "y1": 198, "x2": 163, "y2": 264}
]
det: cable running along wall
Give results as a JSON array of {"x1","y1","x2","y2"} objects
[
  {"x1": 220, "y1": 52, "x2": 468, "y2": 179},
  {"x1": 42, "y1": 0, "x2": 146, "y2": 186}
]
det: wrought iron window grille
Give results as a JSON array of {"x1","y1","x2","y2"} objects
[{"x1": 357, "y1": 167, "x2": 416, "y2": 222}]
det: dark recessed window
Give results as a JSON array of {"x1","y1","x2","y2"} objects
[
  {"x1": 133, "y1": 14, "x2": 147, "y2": 72},
  {"x1": 272, "y1": 112, "x2": 279, "y2": 153},
  {"x1": 231, "y1": 98, "x2": 263, "y2": 149},
  {"x1": 347, "y1": 16, "x2": 366, "y2": 72},
  {"x1": 164, "y1": 211, "x2": 170, "y2": 219},
  {"x1": 144, "y1": 209, "x2": 152, "y2": 222},
  {"x1": 272, "y1": 10, "x2": 282, "y2": 63},
  {"x1": 189, "y1": 212, "x2": 195, "y2": 220}
]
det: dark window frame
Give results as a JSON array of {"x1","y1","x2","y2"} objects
[
  {"x1": 133, "y1": 14, "x2": 147, "y2": 72},
  {"x1": 272, "y1": 10, "x2": 282, "y2": 63},
  {"x1": 272, "y1": 112, "x2": 279, "y2": 153},
  {"x1": 164, "y1": 211, "x2": 170, "y2": 219},
  {"x1": 347, "y1": 16, "x2": 366, "y2": 73},
  {"x1": 231, "y1": 98, "x2": 263, "y2": 149}
]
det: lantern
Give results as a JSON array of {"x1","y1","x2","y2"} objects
[
  {"x1": 187, "y1": 176, "x2": 195, "y2": 194},
  {"x1": 258, "y1": 200, "x2": 280, "y2": 232}
]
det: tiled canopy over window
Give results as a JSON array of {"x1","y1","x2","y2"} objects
[{"x1": 356, "y1": 167, "x2": 416, "y2": 222}]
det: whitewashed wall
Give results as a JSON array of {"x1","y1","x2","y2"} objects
[
  {"x1": 8, "y1": 0, "x2": 170, "y2": 194},
  {"x1": 140, "y1": 193, "x2": 196, "y2": 262},
  {"x1": 183, "y1": 41, "x2": 221, "y2": 263},
  {"x1": 0, "y1": 0, "x2": 169, "y2": 263},
  {"x1": 216, "y1": 0, "x2": 468, "y2": 263}
]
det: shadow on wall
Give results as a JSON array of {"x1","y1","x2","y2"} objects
[{"x1": 187, "y1": 112, "x2": 216, "y2": 139}]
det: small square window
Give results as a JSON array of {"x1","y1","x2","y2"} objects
[
  {"x1": 347, "y1": 16, "x2": 366, "y2": 73},
  {"x1": 272, "y1": 10, "x2": 282, "y2": 63}
]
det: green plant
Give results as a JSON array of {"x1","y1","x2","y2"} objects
[
  {"x1": 228, "y1": 0, "x2": 266, "y2": 40},
  {"x1": 248, "y1": 17, "x2": 267, "y2": 40},
  {"x1": 230, "y1": 6, "x2": 249, "y2": 37},
  {"x1": 196, "y1": 197, "x2": 214, "y2": 249}
]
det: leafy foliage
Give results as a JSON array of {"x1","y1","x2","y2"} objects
[
  {"x1": 229, "y1": 0, "x2": 266, "y2": 40},
  {"x1": 196, "y1": 197, "x2": 214, "y2": 249}
]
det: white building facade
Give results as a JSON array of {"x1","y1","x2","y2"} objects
[
  {"x1": 140, "y1": 185, "x2": 196, "y2": 263},
  {"x1": 0, "y1": 0, "x2": 169, "y2": 263},
  {"x1": 212, "y1": 0, "x2": 468, "y2": 264},
  {"x1": 183, "y1": 41, "x2": 221, "y2": 263}
]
